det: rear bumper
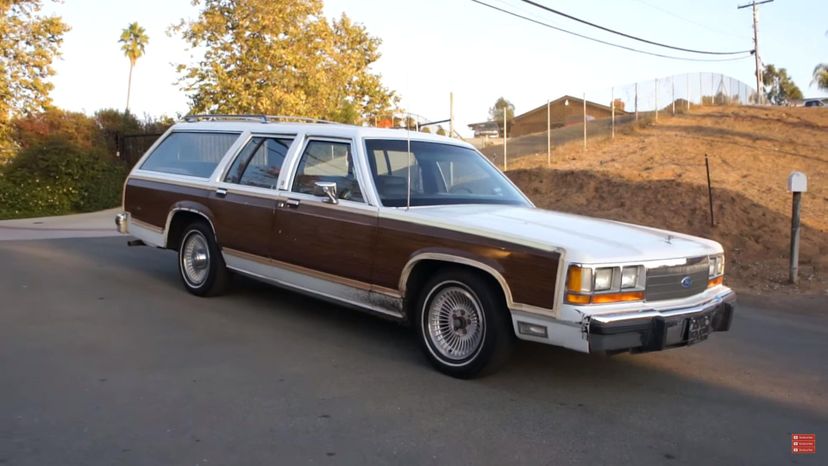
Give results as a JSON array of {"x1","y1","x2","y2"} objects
[
  {"x1": 588, "y1": 290, "x2": 735, "y2": 352},
  {"x1": 115, "y1": 212, "x2": 129, "y2": 234}
]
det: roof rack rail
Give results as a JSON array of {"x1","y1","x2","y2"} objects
[{"x1": 183, "y1": 114, "x2": 337, "y2": 124}]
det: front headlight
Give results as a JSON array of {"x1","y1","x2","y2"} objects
[
  {"x1": 565, "y1": 264, "x2": 645, "y2": 305},
  {"x1": 707, "y1": 254, "x2": 725, "y2": 287},
  {"x1": 593, "y1": 268, "x2": 614, "y2": 291}
]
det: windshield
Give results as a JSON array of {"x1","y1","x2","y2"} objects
[{"x1": 365, "y1": 139, "x2": 529, "y2": 207}]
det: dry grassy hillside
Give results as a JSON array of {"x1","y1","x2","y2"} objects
[{"x1": 504, "y1": 106, "x2": 828, "y2": 295}]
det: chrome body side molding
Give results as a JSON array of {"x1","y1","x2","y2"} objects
[{"x1": 222, "y1": 249, "x2": 404, "y2": 320}]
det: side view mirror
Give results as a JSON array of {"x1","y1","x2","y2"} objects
[{"x1": 313, "y1": 181, "x2": 339, "y2": 204}]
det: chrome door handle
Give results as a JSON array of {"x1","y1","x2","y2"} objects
[
  {"x1": 215, "y1": 188, "x2": 228, "y2": 198},
  {"x1": 285, "y1": 198, "x2": 301, "y2": 208}
]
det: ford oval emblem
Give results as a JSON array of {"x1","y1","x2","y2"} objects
[{"x1": 680, "y1": 276, "x2": 693, "y2": 288}]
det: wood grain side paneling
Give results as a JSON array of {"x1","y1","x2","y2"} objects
[{"x1": 373, "y1": 218, "x2": 560, "y2": 309}]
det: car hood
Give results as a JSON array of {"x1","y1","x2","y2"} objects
[{"x1": 385, "y1": 204, "x2": 722, "y2": 264}]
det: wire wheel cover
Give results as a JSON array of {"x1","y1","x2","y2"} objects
[
  {"x1": 426, "y1": 285, "x2": 486, "y2": 361},
  {"x1": 181, "y1": 231, "x2": 210, "y2": 286}
]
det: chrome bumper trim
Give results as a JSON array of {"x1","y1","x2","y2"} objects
[
  {"x1": 115, "y1": 212, "x2": 129, "y2": 234},
  {"x1": 589, "y1": 289, "x2": 736, "y2": 324}
]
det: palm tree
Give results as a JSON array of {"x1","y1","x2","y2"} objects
[
  {"x1": 119, "y1": 22, "x2": 149, "y2": 112},
  {"x1": 812, "y1": 64, "x2": 828, "y2": 91}
]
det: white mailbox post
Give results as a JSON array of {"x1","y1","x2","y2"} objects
[{"x1": 787, "y1": 172, "x2": 807, "y2": 284}]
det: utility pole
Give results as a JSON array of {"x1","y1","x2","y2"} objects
[{"x1": 738, "y1": 0, "x2": 773, "y2": 104}]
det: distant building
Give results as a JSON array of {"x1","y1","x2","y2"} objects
[
  {"x1": 467, "y1": 120, "x2": 500, "y2": 138},
  {"x1": 509, "y1": 95, "x2": 620, "y2": 138}
]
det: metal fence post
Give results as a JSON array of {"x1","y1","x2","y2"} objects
[
  {"x1": 687, "y1": 74, "x2": 691, "y2": 112},
  {"x1": 671, "y1": 77, "x2": 676, "y2": 115},
  {"x1": 655, "y1": 78, "x2": 659, "y2": 122},
  {"x1": 634, "y1": 82, "x2": 639, "y2": 121},
  {"x1": 503, "y1": 111, "x2": 507, "y2": 171},
  {"x1": 582, "y1": 92, "x2": 587, "y2": 151},
  {"x1": 610, "y1": 87, "x2": 615, "y2": 139},
  {"x1": 711, "y1": 73, "x2": 715, "y2": 103},
  {"x1": 546, "y1": 99, "x2": 551, "y2": 166}
]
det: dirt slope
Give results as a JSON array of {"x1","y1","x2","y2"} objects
[{"x1": 504, "y1": 106, "x2": 828, "y2": 295}]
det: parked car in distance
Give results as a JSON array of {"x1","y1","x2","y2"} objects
[
  {"x1": 116, "y1": 115, "x2": 735, "y2": 378},
  {"x1": 803, "y1": 99, "x2": 825, "y2": 107}
]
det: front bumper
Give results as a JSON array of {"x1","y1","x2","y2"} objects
[{"x1": 588, "y1": 290, "x2": 736, "y2": 352}]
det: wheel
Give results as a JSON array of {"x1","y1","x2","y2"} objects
[
  {"x1": 177, "y1": 221, "x2": 229, "y2": 297},
  {"x1": 415, "y1": 268, "x2": 514, "y2": 378}
]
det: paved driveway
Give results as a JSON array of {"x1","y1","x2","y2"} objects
[
  {"x1": 0, "y1": 209, "x2": 120, "y2": 241},
  {"x1": 0, "y1": 237, "x2": 825, "y2": 465}
]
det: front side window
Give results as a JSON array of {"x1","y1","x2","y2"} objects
[
  {"x1": 365, "y1": 139, "x2": 528, "y2": 207},
  {"x1": 291, "y1": 140, "x2": 364, "y2": 203},
  {"x1": 141, "y1": 132, "x2": 240, "y2": 178},
  {"x1": 225, "y1": 137, "x2": 293, "y2": 189}
]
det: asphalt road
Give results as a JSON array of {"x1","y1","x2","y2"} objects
[{"x1": 0, "y1": 237, "x2": 825, "y2": 465}]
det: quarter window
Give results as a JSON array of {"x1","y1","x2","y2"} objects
[
  {"x1": 141, "y1": 132, "x2": 240, "y2": 178},
  {"x1": 225, "y1": 137, "x2": 293, "y2": 189},
  {"x1": 291, "y1": 141, "x2": 364, "y2": 202}
]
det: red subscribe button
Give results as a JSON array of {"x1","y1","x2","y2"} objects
[{"x1": 791, "y1": 433, "x2": 815, "y2": 454}]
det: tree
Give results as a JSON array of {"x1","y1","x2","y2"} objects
[
  {"x1": 171, "y1": 0, "x2": 397, "y2": 124},
  {"x1": 488, "y1": 97, "x2": 515, "y2": 123},
  {"x1": 0, "y1": 0, "x2": 69, "y2": 160},
  {"x1": 435, "y1": 126, "x2": 447, "y2": 136},
  {"x1": 488, "y1": 97, "x2": 514, "y2": 137},
  {"x1": 762, "y1": 64, "x2": 803, "y2": 105},
  {"x1": 12, "y1": 108, "x2": 105, "y2": 152},
  {"x1": 812, "y1": 63, "x2": 828, "y2": 91},
  {"x1": 119, "y1": 22, "x2": 149, "y2": 113}
]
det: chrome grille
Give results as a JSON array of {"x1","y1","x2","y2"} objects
[{"x1": 645, "y1": 257, "x2": 708, "y2": 301}]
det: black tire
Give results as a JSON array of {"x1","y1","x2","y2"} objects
[
  {"x1": 177, "y1": 221, "x2": 229, "y2": 297},
  {"x1": 415, "y1": 267, "x2": 514, "y2": 378}
]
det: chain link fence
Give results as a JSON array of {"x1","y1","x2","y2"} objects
[{"x1": 477, "y1": 72, "x2": 756, "y2": 166}]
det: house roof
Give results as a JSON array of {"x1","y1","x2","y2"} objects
[
  {"x1": 513, "y1": 95, "x2": 621, "y2": 122},
  {"x1": 467, "y1": 121, "x2": 499, "y2": 129}
]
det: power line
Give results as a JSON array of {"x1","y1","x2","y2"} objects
[
  {"x1": 630, "y1": 0, "x2": 750, "y2": 41},
  {"x1": 471, "y1": 0, "x2": 754, "y2": 63},
  {"x1": 519, "y1": 0, "x2": 753, "y2": 55}
]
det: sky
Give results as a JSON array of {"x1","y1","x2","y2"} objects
[{"x1": 42, "y1": 0, "x2": 828, "y2": 136}]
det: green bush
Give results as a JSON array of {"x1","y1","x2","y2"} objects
[{"x1": 0, "y1": 137, "x2": 126, "y2": 219}]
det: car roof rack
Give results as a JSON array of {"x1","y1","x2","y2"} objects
[{"x1": 182, "y1": 114, "x2": 337, "y2": 124}]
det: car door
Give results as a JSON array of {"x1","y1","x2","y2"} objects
[
  {"x1": 272, "y1": 137, "x2": 378, "y2": 287},
  {"x1": 208, "y1": 135, "x2": 294, "y2": 258}
]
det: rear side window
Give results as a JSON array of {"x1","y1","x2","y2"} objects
[{"x1": 141, "y1": 132, "x2": 240, "y2": 178}]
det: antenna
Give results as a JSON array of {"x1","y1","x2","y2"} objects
[{"x1": 406, "y1": 113, "x2": 412, "y2": 211}]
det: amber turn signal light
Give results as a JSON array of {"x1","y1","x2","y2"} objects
[
  {"x1": 565, "y1": 292, "x2": 591, "y2": 305},
  {"x1": 565, "y1": 291, "x2": 644, "y2": 305},
  {"x1": 590, "y1": 291, "x2": 645, "y2": 304},
  {"x1": 708, "y1": 276, "x2": 724, "y2": 287}
]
